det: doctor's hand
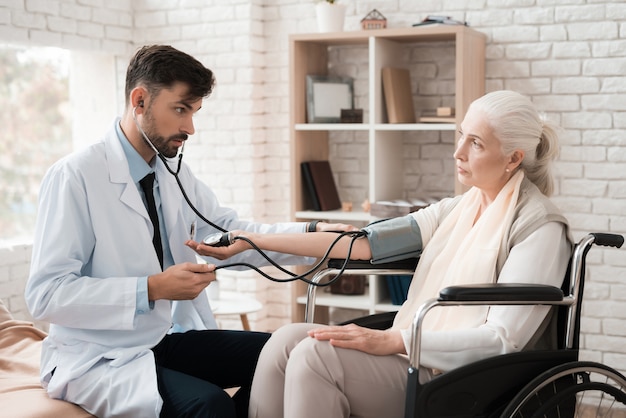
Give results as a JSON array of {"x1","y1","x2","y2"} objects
[
  {"x1": 185, "y1": 231, "x2": 254, "y2": 260},
  {"x1": 148, "y1": 262, "x2": 216, "y2": 301}
]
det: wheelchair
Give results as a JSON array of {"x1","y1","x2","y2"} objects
[{"x1": 304, "y1": 232, "x2": 626, "y2": 417}]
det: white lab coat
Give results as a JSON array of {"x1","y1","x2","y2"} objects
[{"x1": 25, "y1": 120, "x2": 310, "y2": 417}]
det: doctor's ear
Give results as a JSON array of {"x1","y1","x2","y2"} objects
[{"x1": 130, "y1": 86, "x2": 148, "y2": 111}]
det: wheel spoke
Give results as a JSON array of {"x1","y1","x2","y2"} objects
[{"x1": 502, "y1": 362, "x2": 626, "y2": 418}]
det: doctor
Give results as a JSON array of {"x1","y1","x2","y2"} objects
[{"x1": 25, "y1": 45, "x2": 350, "y2": 418}]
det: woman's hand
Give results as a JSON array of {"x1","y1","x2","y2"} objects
[{"x1": 308, "y1": 324, "x2": 406, "y2": 356}]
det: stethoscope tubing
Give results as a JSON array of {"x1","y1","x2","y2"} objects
[{"x1": 134, "y1": 105, "x2": 363, "y2": 285}]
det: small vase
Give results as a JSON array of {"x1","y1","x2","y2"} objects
[{"x1": 316, "y1": 2, "x2": 346, "y2": 33}]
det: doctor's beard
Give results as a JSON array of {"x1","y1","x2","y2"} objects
[{"x1": 142, "y1": 108, "x2": 188, "y2": 158}]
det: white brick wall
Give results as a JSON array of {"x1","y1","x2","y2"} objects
[{"x1": 1, "y1": 0, "x2": 625, "y2": 375}]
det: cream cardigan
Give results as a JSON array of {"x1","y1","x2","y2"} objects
[{"x1": 396, "y1": 177, "x2": 572, "y2": 373}]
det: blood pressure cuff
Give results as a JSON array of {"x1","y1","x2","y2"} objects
[{"x1": 361, "y1": 215, "x2": 422, "y2": 264}]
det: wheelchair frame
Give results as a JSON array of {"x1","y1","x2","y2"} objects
[{"x1": 304, "y1": 232, "x2": 626, "y2": 417}]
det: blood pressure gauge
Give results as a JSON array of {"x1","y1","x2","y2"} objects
[{"x1": 202, "y1": 232, "x2": 233, "y2": 247}]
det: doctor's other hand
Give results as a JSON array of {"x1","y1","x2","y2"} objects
[{"x1": 148, "y1": 262, "x2": 216, "y2": 301}]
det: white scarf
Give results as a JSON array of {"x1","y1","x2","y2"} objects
[{"x1": 393, "y1": 170, "x2": 524, "y2": 332}]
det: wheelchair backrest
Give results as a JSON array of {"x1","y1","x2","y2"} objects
[
  {"x1": 556, "y1": 256, "x2": 574, "y2": 350},
  {"x1": 558, "y1": 233, "x2": 624, "y2": 351}
]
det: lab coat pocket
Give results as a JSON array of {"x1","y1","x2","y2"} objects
[
  {"x1": 103, "y1": 346, "x2": 151, "y2": 368},
  {"x1": 66, "y1": 349, "x2": 161, "y2": 418},
  {"x1": 40, "y1": 356, "x2": 57, "y2": 391},
  {"x1": 42, "y1": 338, "x2": 101, "y2": 399}
]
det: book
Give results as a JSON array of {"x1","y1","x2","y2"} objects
[
  {"x1": 418, "y1": 116, "x2": 456, "y2": 123},
  {"x1": 381, "y1": 67, "x2": 416, "y2": 123},
  {"x1": 386, "y1": 275, "x2": 413, "y2": 305},
  {"x1": 370, "y1": 198, "x2": 437, "y2": 218},
  {"x1": 386, "y1": 275, "x2": 400, "y2": 305},
  {"x1": 436, "y1": 107, "x2": 455, "y2": 116},
  {"x1": 397, "y1": 275, "x2": 412, "y2": 304},
  {"x1": 301, "y1": 161, "x2": 342, "y2": 211},
  {"x1": 413, "y1": 15, "x2": 468, "y2": 27},
  {"x1": 418, "y1": 107, "x2": 456, "y2": 123},
  {"x1": 301, "y1": 162, "x2": 321, "y2": 211}
]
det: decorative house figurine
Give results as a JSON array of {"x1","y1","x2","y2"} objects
[{"x1": 361, "y1": 9, "x2": 387, "y2": 30}]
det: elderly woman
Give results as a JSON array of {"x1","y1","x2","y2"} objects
[{"x1": 189, "y1": 90, "x2": 572, "y2": 418}]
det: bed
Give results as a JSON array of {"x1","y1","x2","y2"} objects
[{"x1": 0, "y1": 299, "x2": 94, "y2": 417}]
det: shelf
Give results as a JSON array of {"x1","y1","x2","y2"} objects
[
  {"x1": 295, "y1": 294, "x2": 400, "y2": 313},
  {"x1": 289, "y1": 26, "x2": 485, "y2": 323},
  {"x1": 289, "y1": 25, "x2": 482, "y2": 44},
  {"x1": 295, "y1": 123, "x2": 457, "y2": 131},
  {"x1": 374, "y1": 302, "x2": 402, "y2": 312},
  {"x1": 295, "y1": 209, "x2": 373, "y2": 222},
  {"x1": 295, "y1": 123, "x2": 369, "y2": 131},
  {"x1": 373, "y1": 123, "x2": 456, "y2": 131},
  {"x1": 296, "y1": 293, "x2": 371, "y2": 311}
]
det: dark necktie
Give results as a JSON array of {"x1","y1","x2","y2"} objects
[{"x1": 139, "y1": 173, "x2": 164, "y2": 269}]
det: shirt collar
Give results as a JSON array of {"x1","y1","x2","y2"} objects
[{"x1": 115, "y1": 119, "x2": 153, "y2": 182}]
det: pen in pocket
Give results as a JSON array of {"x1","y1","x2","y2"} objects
[{"x1": 189, "y1": 221, "x2": 196, "y2": 241}]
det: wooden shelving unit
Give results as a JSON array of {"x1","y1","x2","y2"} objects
[{"x1": 289, "y1": 25, "x2": 486, "y2": 322}]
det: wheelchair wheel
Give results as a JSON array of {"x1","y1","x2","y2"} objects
[{"x1": 501, "y1": 361, "x2": 626, "y2": 418}]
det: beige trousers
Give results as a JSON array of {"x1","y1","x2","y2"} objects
[{"x1": 248, "y1": 323, "x2": 409, "y2": 418}]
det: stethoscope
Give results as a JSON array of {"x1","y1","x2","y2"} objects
[
  {"x1": 133, "y1": 104, "x2": 226, "y2": 235},
  {"x1": 132, "y1": 104, "x2": 366, "y2": 286}
]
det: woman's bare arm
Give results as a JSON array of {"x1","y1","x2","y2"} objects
[{"x1": 187, "y1": 230, "x2": 373, "y2": 261}]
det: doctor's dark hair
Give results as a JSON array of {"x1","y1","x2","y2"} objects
[
  {"x1": 470, "y1": 90, "x2": 560, "y2": 197},
  {"x1": 124, "y1": 45, "x2": 215, "y2": 106}
]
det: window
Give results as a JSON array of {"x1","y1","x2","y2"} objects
[
  {"x1": 0, "y1": 45, "x2": 118, "y2": 247},
  {"x1": 0, "y1": 45, "x2": 71, "y2": 245}
]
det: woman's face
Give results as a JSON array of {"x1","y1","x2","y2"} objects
[{"x1": 453, "y1": 106, "x2": 517, "y2": 200}]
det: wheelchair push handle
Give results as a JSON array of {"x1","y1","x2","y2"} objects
[{"x1": 590, "y1": 232, "x2": 624, "y2": 248}]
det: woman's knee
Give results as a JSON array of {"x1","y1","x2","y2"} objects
[
  {"x1": 264, "y1": 322, "x2": 318, "y2": 354},
  {"x1": 253, "y1": 323, "x2": 319, "y2": 382},
  {"x1": 261, "y1": 323, "x2": 316, "y2": 360},
  {"x1": 286, "y1": 337, "x2": 337, "y2": 381}
]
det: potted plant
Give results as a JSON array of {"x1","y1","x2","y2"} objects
[{"x1": 316, "y1": 0, "x2": 347, "y2": 33}]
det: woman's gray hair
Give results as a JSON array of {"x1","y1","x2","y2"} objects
[{"x1": 470, "y1": 90, "x2": 560, "y2": 196}]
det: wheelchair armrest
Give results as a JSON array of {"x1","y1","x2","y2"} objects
[
  {"x1": 339, "y1": 311, "x2": 397, "y2": 330},
  {"x1": 409, "y1": 284, "x2": 567, "y2": 369},
  {"x1": 438, "y1": 283, "x2": 564, "y2": 302},
  {"x1": 327, "y1": 257, "x2": 419, "y2": 270}
]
